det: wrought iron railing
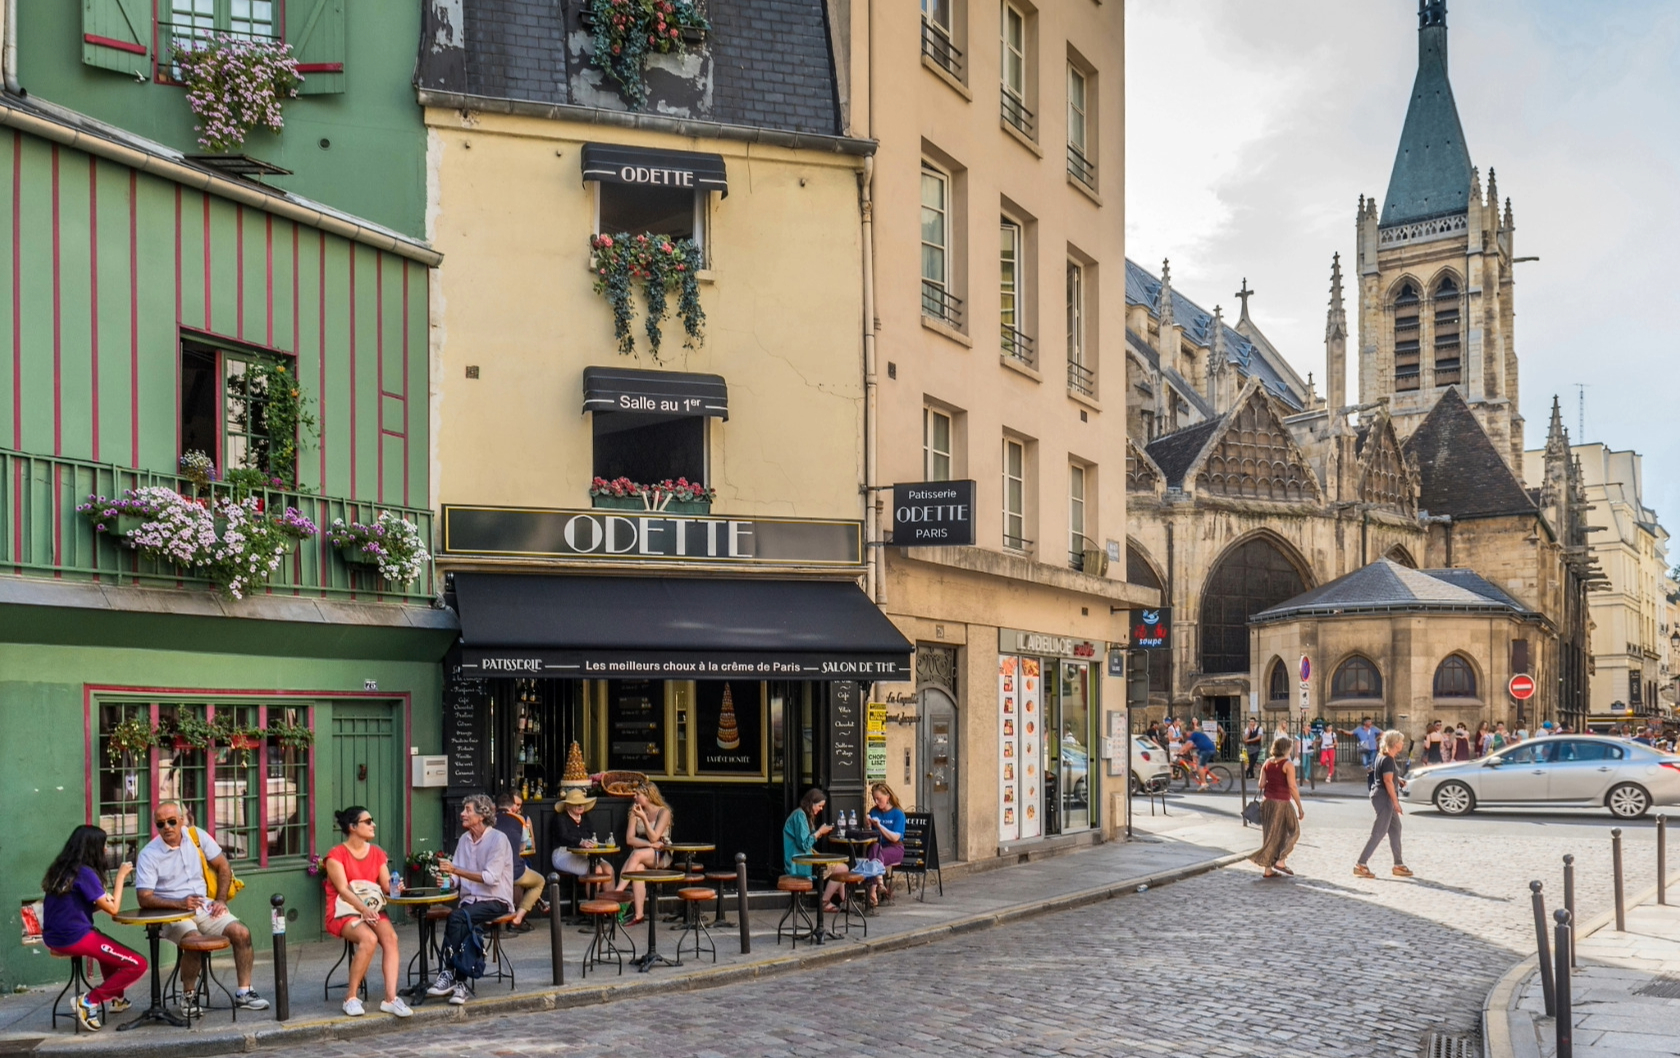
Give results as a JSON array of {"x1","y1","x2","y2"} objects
[
  {"x1": 1067, "y1": 358, "x2": 1096, "y2": 397},
  {"x1": 921, "y1": 20, "x2": 963, "y2": 79},
  {"x1": 922, "y1": 281, "x2": 964, "y2": 328},
  {"x1": 1003, "y1": 531, "x2": 1034, "y2": 553},
  {"x1": 1001, "y1": 325, "x2": 1036, "y2": 368},
  {"x1": 1067, "y1": 145, "x2": 1096, "y2": 189},
  {"x1": 1001, "y1": 89, "x2": 1035, "y2": 138},
  {"x1": 0, "y1": 449, "x2": 436, "y2": 601}
]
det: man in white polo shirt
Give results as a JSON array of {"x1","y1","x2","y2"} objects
[{"x1": 134, "y1": 800, "x2": 268, "y2": 1011}]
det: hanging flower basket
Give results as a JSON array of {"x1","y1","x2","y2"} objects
[
  {"x1": 589, "y1": 476, "x2": 715, "y2": 514},
  {"x1": 581, "y1": 0, "x2": 710, "y2": 110},
  {"x1": 589, "y1": 232, "x2": 705, "y2": 357},
  {"x1": 173, "y1": 34, "x2": 302, "y2": 153},
  {"x1": 107, "y1": 716, "x2": 159, "y2": 765},
  {"x1": 326, "y1": 512, "x2": 431, "y2": 583}
]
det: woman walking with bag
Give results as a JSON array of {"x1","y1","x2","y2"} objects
[
  {"x1": 1249, "y1": 737, "x2": 1303, "y2": 878},
  {"x1": 1354, "y1": 730, "x2": 1413, "y2": 879}
]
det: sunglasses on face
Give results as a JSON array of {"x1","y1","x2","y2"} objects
[
  {"x1": 357, "y1": 818, "x2": 375, "y2": 826},
  {"x1": 157, "y1": 818, "x2": 181, "y2": 828}
]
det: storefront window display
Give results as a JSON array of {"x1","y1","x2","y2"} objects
[{"x1": 998, "y1": 630, "x2": 1102, "y2": 844}]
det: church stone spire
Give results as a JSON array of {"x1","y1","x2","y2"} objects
[
  {"x1": 1157, "y1": 258, "x2": 1175, "y2": 328},
  {"x1": 1325, "y1": 253, "x2": 1347, "y2": 415},
  {"x1": 1207, "y1": 305, "x2": 1226, "y2": 404},
  {"x1": 1545, "y1": 394, "x2": 1568, "y2": 456},
  {"x1": 1381, "y1": 0, "x2": 1473, "y2": 226}
]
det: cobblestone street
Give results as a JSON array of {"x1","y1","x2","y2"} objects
[{"x1": 258, "y1": 798, "x2": 1660, "y2": 1058}]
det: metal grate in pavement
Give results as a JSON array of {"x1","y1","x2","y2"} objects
[
  {"x1": 1420, "y1": 1031, "x2": 1479, "y2": 1058},
  {"x1": 1633, "y1": 973, "x2": 1680, "y2": 998}
]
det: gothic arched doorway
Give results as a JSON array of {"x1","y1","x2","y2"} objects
[{"x1": 1199, "y1": 536, "x2": 1309, "y2": 674}]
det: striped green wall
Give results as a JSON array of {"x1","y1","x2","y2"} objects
[{"x1": 0, "y1": 127, "x2": 429, "y2": 507}]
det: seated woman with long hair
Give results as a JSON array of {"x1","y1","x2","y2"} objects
[
  {"x1": 783, "y1": 786, "x2": 845, "y2": 911},
  {"x1": 321, "y1": 806, "x2": 410, "y2": 1018},
  {"x1": 615, "y1": 782, "x2": 672, "y2": 926},
  {"x1": 864, "y1": 782, "x2": 907, "y2": 906},
  {"x1": 41, "y1": 826, "x2": 147, "y2": 1032}
]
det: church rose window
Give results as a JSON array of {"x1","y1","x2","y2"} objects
[
  {"x1": 1199, "y1": 537, "x2": 1307, "y2": 675},
  {"x1": 1332, "y1": 657, "x2": 1383, "y2": 699}
]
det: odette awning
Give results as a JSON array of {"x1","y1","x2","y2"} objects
[
  {"x1": 580, "y1": 144, "x2": 728, "y2": 196},
  {"x1": 452, "y1": 574, "x2": 911, "y2": 680},
  {"x1": 581, "y1": 366, "x2": 728, "y2": 419}
]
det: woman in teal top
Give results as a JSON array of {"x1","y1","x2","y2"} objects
[{"x1": 782, "y1": 787, "x2": 845, "y2": 910}]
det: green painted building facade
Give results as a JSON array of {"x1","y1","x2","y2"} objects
[{"x1": 0, "y1": 72, "x2": 448, "y2": 988}]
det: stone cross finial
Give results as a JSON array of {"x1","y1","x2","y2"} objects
[{"x1": 1234, "y1": 278, "x2": 1255, "y2": 323}]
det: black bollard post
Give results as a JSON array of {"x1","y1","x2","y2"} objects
[
  {"x1": 1612, "y1": 827, "x2": 1626, "y2": 932},
  {"x1": 547, "y1": 873, "x2": 565, "y2": 986},
  {"x1": 269, "y1": 893, "x2": 290, "y2": 1022},
  {"x1": 1562, "y1": 854, "x2": 1576, "y2": 969},
  {"x1": 1658, "y1": 816, "x2": 1668, "y2": 906},
  {"x1": 735, "y1": 852, "x2": 752, "y2": 955},
  {"x1": 1553, "y1": 909, "x2": 1573, "y2": 1058},
  {"x1": 1529, "y1": 881, "x2": 1555, "y2": 1017}
]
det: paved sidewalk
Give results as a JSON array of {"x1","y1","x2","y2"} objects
[
  {"x1": 0, "y1": 799, "x2": 1254, "y2": 1057},
  {"x1": 1489, "y1": 877, "x2": 1680, "y2": 1057}
]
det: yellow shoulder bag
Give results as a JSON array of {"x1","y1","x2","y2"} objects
[{"x1": 188, "y1": 825, "x2": 245, "y2": 902}]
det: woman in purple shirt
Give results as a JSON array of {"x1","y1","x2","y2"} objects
[{"x1": 41, "y1": 826, "x2": 147, "y2": 1032}]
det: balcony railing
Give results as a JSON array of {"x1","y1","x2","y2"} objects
[
  {"x1": 921, "y1": 20, "x2": 963, "y2": 79},
  {"x1": 1067, "y1": 357, "x2": 1096, "y2": 397},
  {"x1": 922, "y1": 281, "x2": 964, "y2": 328},
  {"x1": 1001, "y1": 324, "x2": 1036, "y2": 368},
  {"x1": 0, "y1": 449, "x2": 436, "y2": 602},
  {"x1": 1067, "y1": 145, "x2": 1096, "y2": 189},
  {"x1": 1001, "y1": 89, "x2": 1035, "y2": 138}
]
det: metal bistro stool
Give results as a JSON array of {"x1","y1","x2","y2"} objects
[
  {"x1": 832, "y1": 871, "x2": 868, "y2": 937},
  {"x1": 579, "y1": 899, "x2": 636, "y2": 977},
  {"x1": 49, "y1": 950, "x2": 104, "y2": 1032},
  {"x1": 703, "y1": 869, "x2": 738, "y2": 928},
  {"x1": 674, "y1": 887, "x2": 717, "y2": 964},
  {"x1": 405, "y1": 906, "x2": 453, "y2": 988},
  {"x1": 166, "y1": 935, "x2": 236, "y2": 1024},
  {"x1": 483, "y1": 914, "x2": 517, "y2": 991},
  {"x1": 774, "y1": 875, "x2": 816, "y2": 948},
  {"x1": 323, "y1": 935, "x2": 370, "y2": 1001}
]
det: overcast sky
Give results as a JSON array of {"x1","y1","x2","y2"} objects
[{"x1": 1126, "y1": 0, "x2": 1680, "y2": 529}]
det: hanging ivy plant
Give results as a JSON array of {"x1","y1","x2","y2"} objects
[
  {"x1": 584, "y1": 0, "x2": 710, "y2": 110},
  {"x1": 107, "y1": 716, "x2": 159, "y2": 764},
  {"x1": 244, "y1": 360, "x2": 318, "y2": 489},
  {"x1": 266, "y1": 716, "x2": 315, "y2": 750},
  {"x1": 589, "y1": 232, "x2": 706, "y2": 357}
]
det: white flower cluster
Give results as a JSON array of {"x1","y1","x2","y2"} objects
[
  {"x1": 122, "y1": 487, "x2": 292, "y2": 599},
  {"x1": 327, "y1": 511, "x2": 430, "y2": 584},
  {"x1": 175, "y1": 34, "x2": 302, "y2": 153}
]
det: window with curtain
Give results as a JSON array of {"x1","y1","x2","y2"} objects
[
  {"x1": 924, "y1": 408, "x2": 953, "y2": 481},
  {"x1": 1003, "y1": 437, "x2": 1027, "y2": 551},
  {"x1": 921, "y1": 165, "x2": 957, "y2": 325},
  {"x1": 1066, "y1": 64, "x2": 1095, "y2": 187},
  {"x1": 1000, "y1": 220, "x2": 1029, "y2": 362}
]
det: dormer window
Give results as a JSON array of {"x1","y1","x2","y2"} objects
[{"x1": 1392, "y1": 281, "x2": 1420, "y2": 392}]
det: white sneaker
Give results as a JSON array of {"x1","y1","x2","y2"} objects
[
  {"x1": 342, "y1": 997, "x2": 365, "y2": 1017},
  {"x1": 425, "y1": 969, "x2": 455, "y2": 997},
  {"x1": 448, "y1": 982, "x2": 469, "y2": 1006},
  {"x1": 379, "y1": 997, "x2": 413, "y2": 1018}
]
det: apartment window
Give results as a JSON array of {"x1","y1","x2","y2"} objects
[
  {"x1": 1000, "y1": 220, "x2": 1033, "y2": 365},
  {"x1": 1000, "y1": 3, "x2": 1034, "y2": 136},
  {"x1": 598, "y1": 181, "x2": 707, "y2": 258},
  {"x1": 1068, "y1": 464, "x2": 1087, "y2": 569},
  {"x1": 1066, "y1": 261, "x2": 1094, "y2": 397},
  {"x1": 592, "y1": 412, "x2": 706, "y2": 485},
  {"x1": 181, "y1": 342, "x2": 285, "y2": 478},
  {"x1": 1002, "y1": 437, "x2": 1028, "y2": 551},
  {"x1": 1433, "y1": 276, "x2": 1461, "y2": 386},
  {"x1": 1392, "y1": 281, "x2": 1421, "y2": 391},
  {"x1": 1433, "y1": 655, "x2": 1477, "y2": 698},
  {"x1": 168, "y1": 0, "x2": 277, "y2": 45},
  {"x1": 1067, "y1": 64, "x2": 1095, "y2": 188},
  {"x1": 921, "y1": 0, "x2": 963, "y2": 77},
  {"x1": 923, "y1": 408, "x2": 953, "y2": 482},
  {"x1": 921, "y1": 165, "x2": 961, "y2": 326}
]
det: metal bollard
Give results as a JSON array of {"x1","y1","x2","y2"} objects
[
  {"x1": 1562, "y1": 854, "x2": 1576, "y2": 968},
  {"x1": 269, "y1": 893, "x2": 290, "y2": 1022},
  {"x1": 1658, "y1": 815, "x2": 1668, "y2": 906},
  {"x1": 1553, "y1": 909, "x2": 1573, "y2": 1058},
  {"x1": 735, "y1": 852, "x2": 751, "y2": 955},
  {"x1": 1529, "y1": 881, "x2": 1555, "y2": 1017},
  {"x1": 1612, "y1": 827, "x2": 1626, "y2": 932},
  {"x1": 547, "y1": 873, "x2": 565, "y2": 986}
]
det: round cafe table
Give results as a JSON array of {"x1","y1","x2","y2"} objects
[
  {"x1": 387, "y1": 888, "x2": 458, "y2": 1004},
  {"x1": 790, "y1": 853, "x2": 849, "y2": 944},
  {"x1": 828, "y1": 834, "x2": 878, "y2": 866},
  {"x1": 110, "y1": 908, "x2": 195, "y2": 1030},
  {"x1": 620, "y1": 869, "x2": 685, "y2": 971}
]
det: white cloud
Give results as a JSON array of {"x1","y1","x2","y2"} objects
[{"x1": 1127, "y1": 0, "x2": 1680, "y2": 525}]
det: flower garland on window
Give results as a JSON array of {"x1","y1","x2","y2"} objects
[
  {"x1": 173, "y1": 33, "x2": 303, "y2": 153},
  {"x1": 589, "y1": 232, "x2": 706, "y2": 357},
  {"x1": 584, "y1": 0, "x2": 710, "y2": 109},
  {"x1": 589, "y1": 476, "x2": 716, "y2": 503},
  {"x1": 326, "y1": 511, "x2": 431, "y2": 584}
]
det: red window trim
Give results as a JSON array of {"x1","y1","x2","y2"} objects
[
  {"x1": 296, "y1": 63, "x2": 343, "y2": 73},
  {"x1": 84, "y1": 33, "x2": 148, "y2": 55}
]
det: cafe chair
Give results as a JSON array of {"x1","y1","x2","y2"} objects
[
  {"x1": 674, "y1": 887, "x2": 717, "y2": 964},
  {"x1": 572, "y1": 870, "x2": 614, "y2": 922},
  {"x1": 49, "y1": 950, "x2": 103, "y2": 1033},
  {"x1": 832, "y1": 871, "x2": 868, "y2": 938},
  {"x1": 166, "y1": 934, "x2": 236, "y2": 1025},
  {"x1": 579, "y1": 899, "x2": 636, "y2": 977},
  {"x1": 484, "y1": 914, "x2": 518, "y2": 991},
  {"x1": 703, "y1": 868, "x2": 739, "y2": 928},
  {"x1": 774, "y1": 875, "x2": 816, "y2": 948},
  {"x1": 323, "y1": 935, "x2": 370, "y2": 1002}
]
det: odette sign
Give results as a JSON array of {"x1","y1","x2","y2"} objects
[
  {"x1": 1509, "y1": 673, "x2": 1536, "y2": 700},
  {"x1": 892, "y1": 481, "x2": 976, "y2": 547}
]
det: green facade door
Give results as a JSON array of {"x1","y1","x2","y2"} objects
[{"x1": 329, "y1": 703, "x2": 401, "y2": 846}]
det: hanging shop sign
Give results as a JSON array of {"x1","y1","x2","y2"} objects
[
  {"x1": 580, "y1": 144, "x2": 729, "y2": 195},
  {"x1": 441, "y1": 506, "x2": 862, "y2": 566},
  {"x1": 1131, "y1": 609, "x2": 1171, "y2": 650},
  {"x1": 998, "y1": 628, "x2": 1100, "y2": 660},
  {"x1": 581, "y1": 366, "x2": 728, "y2": 419},
  {"x1": 891, "y1": 480, "x2": 976, "y2": 547}
]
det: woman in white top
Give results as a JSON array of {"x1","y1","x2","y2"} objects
[{"x1": 1318, "y1": 726, "x2": 1337, "y2": 783}]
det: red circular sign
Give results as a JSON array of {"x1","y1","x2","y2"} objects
[{"x1": 1509, "y1": 674, "x2": 1536, "y2": 700}]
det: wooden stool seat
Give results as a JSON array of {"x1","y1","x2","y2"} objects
[
  {"x1": 424, "y1": 906, "x2": 454, "y2": 921},
  {"x1": 579, "y1": 899, "x2": 621, "y2": 915},
  {"x1": 490, "y1": 914, "x2": 516, "y2": 926},
  {"x1": 581, "y1": 872, "x2": 614, "y2": 886},
  {"x1": 703, "y1": 870, "x2": 736, "y2": 883},
  {"x1": 177, "y1": 935, "x2": 231, "y2": 954},
  {"x1": 777, "y1": 875, "x2": 814, "y2": 893},
  {"x1": 606, "y1": 890, "x2": 633, "y2": 905},
  {"x1": 677, "y1": 887, "x2": 717, "y2": 901}
]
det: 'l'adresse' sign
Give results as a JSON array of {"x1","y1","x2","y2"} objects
[{"x1": 892, "y1": 480, "x2": 975, "y2": 547}]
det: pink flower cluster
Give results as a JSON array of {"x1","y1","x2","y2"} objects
[
  {"x1": 174, "y1": 33, "x2": 302, "y2": 153},
  {"x1": 589, "y1": 476, "x2": 715, "y2": 502},
  {"x1": 327, "y1": 512, "x2": 430, "y2": 583}
]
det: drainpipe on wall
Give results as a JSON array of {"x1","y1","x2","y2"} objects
[
  {"x1": 2, "y1": 0, "x2": 22, "y2": 94},
  {"x1": 860, "y1": 154, "x2": 884, "y2": 604}
]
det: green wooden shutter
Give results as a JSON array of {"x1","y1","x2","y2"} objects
[
  {"x1": 287, "y1": 0, "x2": 346, "y2": 95},
  {"x1": 82, "y1": 0, "x2": 151, "y2": 77}
]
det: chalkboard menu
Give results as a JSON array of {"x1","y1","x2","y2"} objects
[
  {"x1": 899, "y1": 811, "x2": 943, "y2": 897},
  {"x1": 607, "y1": 679, "x2": 664, "y2": 770},
  {"x1": 444, "y1": 667, "x2": 490, "y2": 792},
  {"x1": 829, "y1": 680, "x2": 862, "y2": 782}
]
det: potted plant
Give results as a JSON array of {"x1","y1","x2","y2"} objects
[
  {"x1": 404, "y1": 849, "x2": 441, "y2": 889},
  {"x1": 589, "y1": 232, "x2": 705, "y2": 357},
  {"x1": 173, "y1": 33, "x2": 302, "y2": 153},
  {"x1": 581, "y1": 0, "x2": 710, "y2": 110},
  {"x1": 211, "y1": 715, "x2": 263, "y2": 767},
  {"x1": 166, "y1": 712, "x2": 217, "y2": 753},
  {"x1": 327, "y1": 512, "x2": 431, "y2": 583},
  {"x1": 266, "y1": 715, "x2": 315, "y2": 751},
  {"x1": 107, "y1": 715, "x2": 158, "y2": 766},
  {"x1": 589, "y1": 476, "x2": 715, "y2": 514}
]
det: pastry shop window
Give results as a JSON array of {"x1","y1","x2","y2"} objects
[
  {"x1": 695, "y1": 681, "x2": 764, "y2": 775},
  {"x1": 594, "y1": 678, "x2": 768, "y2": 780}
]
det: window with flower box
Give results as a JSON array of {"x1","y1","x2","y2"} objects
[
  {"x1": 95, "y1": 698, "x2": 313, "y2": 868},
  {"x1": 181, "y1": 340, "x2": 295, "y2": 480}
]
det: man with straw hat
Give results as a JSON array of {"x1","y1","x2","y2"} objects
[{"x1": 551, "y1": 788, "x2": 613, "y2": 891}]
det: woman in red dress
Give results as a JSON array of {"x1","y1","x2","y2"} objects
[{"x1": 322, "y1": 806, "x2": 410, "y2": 1018}]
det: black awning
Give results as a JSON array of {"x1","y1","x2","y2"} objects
[
  {"x1": 453, "y1": 574, "x2": 911, "y2": 680},
  {"x1": 580, "y1": 144, "x2": 728, "y2": 197},
  {"x1": 581, "y1": 366, "x2": 728, "y2": 420}
]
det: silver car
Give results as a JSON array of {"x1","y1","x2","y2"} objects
[{"x1": 1403, "y1": 735, "x2": 1680, "y2": 819}]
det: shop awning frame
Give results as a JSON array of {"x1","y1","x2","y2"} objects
[
  {"x1": 581, "y1": 366, "x2": 728, "y2": 420},
  {"x1": 452, "y1": 574, "x2": 911, "y2": 680},
  {"x1": 581, "y1": 143, "x2": 729, "y2": 196}
]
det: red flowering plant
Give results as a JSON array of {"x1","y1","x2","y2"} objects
[
  {"x1": 584, "y1": 0, "x2": 709, "y2": 109},
  {"x1": 590, "y1": 232, "x2": 706, "y2": 357},
  {"x1": 589, "y1": 476, "x2": 716, "y2": 507}
]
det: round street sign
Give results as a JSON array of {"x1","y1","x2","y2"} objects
[
  {"x1": 1299, "y1": 655, "x2": 1311, "y2": 682},
  {"x1": 1509, "y1": 674, "x2": 1536, "y2": 700}
]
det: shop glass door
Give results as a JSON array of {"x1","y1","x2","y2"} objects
[{"x1": 1058, "y1": 661, "x2": 1092, "y2": 832}]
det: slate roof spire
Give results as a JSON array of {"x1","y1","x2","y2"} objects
[{"x1": 1381, "y1": 0, "x2": 1473, "y2": 226}]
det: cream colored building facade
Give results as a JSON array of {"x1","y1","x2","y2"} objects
[{"x1": 828, "y1": 0, "x2": 1151, "y2": 863}]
